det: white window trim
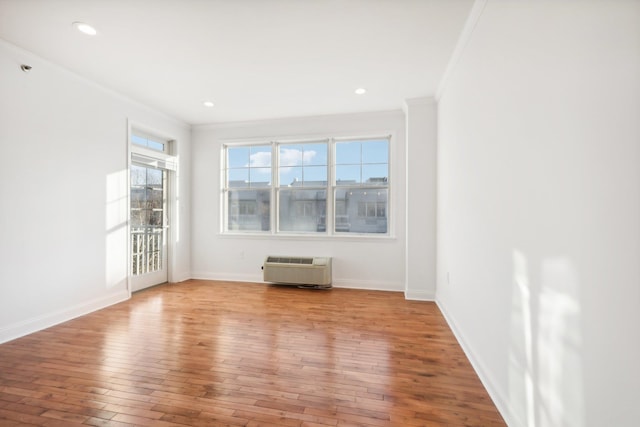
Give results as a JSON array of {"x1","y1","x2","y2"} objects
[{"x1": 220, "y1": 133, "x2": 395, "y2": 239}]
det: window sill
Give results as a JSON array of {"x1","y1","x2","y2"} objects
[{"x1": 218, "y1": 231, "x2": 397, "y2": 242}]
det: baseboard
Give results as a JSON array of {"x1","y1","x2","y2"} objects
[
  {"x1": 435, "y1": 297, "x2": 520, "y2": 427},
  {"x1": 404, "y1": 290, "x2": 436, "y2": 301},
  {"x1": 332, "y1": 279, "x2": 403, "y2": 292},
  {"x1": 190, "y1": 271, "x2": 263, "y2": 283},
  {"x1": 190, "y1": 272, "x2": 403, "y2": 292},
  {"x1": 0, "y1": 289, "x2": 130, "y2": 344},
  {"x1": 171, "y1": 272, "x2": 195, "y2": 283}
]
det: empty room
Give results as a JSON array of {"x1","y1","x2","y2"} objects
[{"x1": 0, "y1": 1, "x2": 638, "y2": 426}]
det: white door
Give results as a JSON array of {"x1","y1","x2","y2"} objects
[{"x1": 130, "y1": 163, "x2": 168, "y2": 291}]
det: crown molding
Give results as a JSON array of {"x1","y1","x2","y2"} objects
[{"x1": 435, "y1": 0, "x2": 488, "y2": 101}]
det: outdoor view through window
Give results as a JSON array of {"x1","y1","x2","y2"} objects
[{"x1": 223, "y1": 137, "x2": 389, "y2": 235}]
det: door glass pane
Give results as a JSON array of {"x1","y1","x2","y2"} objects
[{"x1": 131, "y1": 165, "x2": 165, "y2": 275}]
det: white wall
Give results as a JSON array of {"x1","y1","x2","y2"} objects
[
  {"x1": 191, "y1": 111, "x2": 407, "y2": 290},
  {"x1": 0, "y1": 40, "x2": 191, "y2": 343},
  {"x1": 404, "y1": 97, "x2": 437, "y2": 300},
  {"x1": 436, "y1": 1, "x2": 640, "y2": 426}
]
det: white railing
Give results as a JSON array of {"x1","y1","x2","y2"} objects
[{"x1": 131, "y1": 226, "x2": 163, "y2": 275}]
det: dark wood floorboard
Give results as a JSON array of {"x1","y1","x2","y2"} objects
[{"x1": 0, "y1": 280, "x2": 505, "y2": 426}]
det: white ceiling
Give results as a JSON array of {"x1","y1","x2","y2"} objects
[{"x1": 0, "y1": 0, "x2": 473, "y2": 125}]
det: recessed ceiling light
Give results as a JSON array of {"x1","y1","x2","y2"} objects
[
  {"x1": 73, "y1": 22, "x2": 97, "y2": 36},
  {"x1": 203, "y1": 101, "x2": 215, "y2": 108},
  {"x1": 355, "y1": 88, "x2": 367, "y2": 95}
]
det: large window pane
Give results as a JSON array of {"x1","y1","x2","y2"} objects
[
  {"x1": 227, "y1": 190, "x2": 270, "y2": 231},
  {"x1": 279, "y1": 145, "x2": 303, "y2": 166},
  {"x1": 362, "y1": 164, "x2": 388, "y2": 184},
  {"x1": 279, "y1": 189, "x2": 326, "y2": 232},
  {"x1": 334, "y1": 188, "x2": 388, "y2": 234},
  {"x1": 304, "y1": 143, "x2": 327, "y2": 165},
  {"x1": 279, "y1": 142, "x2": 327, "y2": 187},
  {"x1": 304, "y1": 165, "x2": 327, "y2": 183},
  {"x1": 362, "y1": 139, "x2": 389, "y2": 164},
  {"x1": 228, "y1": 169, "x2": 249, "y2": 187},
  {"x1": 336, "y1": 139, "x2": 389, "y2": 189},
  {"x1": 249, "y1": 146, "x2": 272, "y2": 167},
  {"x1": 335, "y1": 142, "x2": 360, "y2": 164},
  {"x1": 336, "y1": 165, "x2": 360, "y2": 185},
  {"x1": 279, "y1": 167, "x2": 303, "y2": 187},
  {"x1": 226, "y1": 144, "x2": 271, "y2": 189},
  {"x1": 249, "y1": 167, "x2": 271, "y2": 186},
  {"x1": 228, "y1": 146, "x2": 249, "y2": 168}
]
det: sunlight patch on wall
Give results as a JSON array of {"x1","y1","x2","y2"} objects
[
  {"x1": 538, "y1": 258, "x2": 584, "y2": 427},
  {"x1": 509, "y1": 249, "x2": 536, "y2": 427},
  {"x1": 106, "y1": 170, "x2": 128, "y2": 289},
  {"x1": 509, "y1": 250, "x2": 585, "y2": 427}
]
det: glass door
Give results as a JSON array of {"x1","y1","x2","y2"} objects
[{"x1": 130, "y1": 163, "x2": 168, "y2": 291}]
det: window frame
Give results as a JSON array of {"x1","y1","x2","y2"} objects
[{"x1": 221, "y1": 134, "x2": 393, "y2": 238}]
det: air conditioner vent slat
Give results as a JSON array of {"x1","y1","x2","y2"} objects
[
  {"x1": 263, "y1": 256, "x2": 332, "y2": 287},
  {"x1": 266, "y1": 256, "x2": 314, "y2": 265}
]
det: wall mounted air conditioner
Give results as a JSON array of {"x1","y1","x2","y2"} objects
[{"x1": 263, "y1": 256, "x2": 332, "y2": 288}]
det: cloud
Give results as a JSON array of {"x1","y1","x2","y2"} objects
[
  {"x1": 279, "y1": 148, "x2": 317, "y2": 167},
  {"x1": 249, "y1": 151, "x2": 271, "y2": 167},
  {"x1": 248, "y1": 149, "x2": 318, "y2": 177}
]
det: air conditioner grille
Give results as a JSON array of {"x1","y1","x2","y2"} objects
[{"x1": 266, "y1": 256, "x2": 313, "y2": 265}]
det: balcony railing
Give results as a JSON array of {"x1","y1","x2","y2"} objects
[{"x1": 131, "y1": 226, "x2": 163, "y2": 275}]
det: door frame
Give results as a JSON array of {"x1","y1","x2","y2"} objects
[
  {"x1": 127, "y1": 121, "x2": 178, "y2": 294},
  {"x1": 129, "y1": 163, "x2": 169, "y2": 292}
]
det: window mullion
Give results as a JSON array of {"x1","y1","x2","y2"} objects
[
  {"x1": 327, "y1": 138, "x2": 335, "y2": 236},
  {"x1": 271, "y1": 141, "x2": 277, "y2": 234}
]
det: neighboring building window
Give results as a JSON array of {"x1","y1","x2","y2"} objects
[{"x1": 222, "y1": 136, "x2": 390, "y2": 236}]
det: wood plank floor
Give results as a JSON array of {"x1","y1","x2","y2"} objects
[{"x1": 0, "y1": 280, "x2": 505, "y2": 426}]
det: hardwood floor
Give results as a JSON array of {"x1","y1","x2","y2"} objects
[{"x1": 0, "y1": 280, "x2": 505, "y2": 426}]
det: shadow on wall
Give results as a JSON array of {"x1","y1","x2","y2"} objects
[{"x1": 510, "y1": 250, "x2": 584, "y2": 427}]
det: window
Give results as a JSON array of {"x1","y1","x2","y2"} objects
[
  {"x1": 334, "y1": 139, "x2": 389, "y2": 233},
  {"x1": 224, "y1": 145, "x2": 271, "y2": 231},
  {"x1": 278, "y1": 141, "x2": 328, "y2": 232},
  {"x1": 131, "y1": 132, "x2": 166, "y2": 152},
  {"x1": 222, "y1": 136, "x2": 390, "y2": 236}
]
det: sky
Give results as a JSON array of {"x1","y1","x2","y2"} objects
[{"x1": 227, "y1": 139, "x2": 389, "y2": 187}]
